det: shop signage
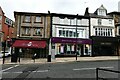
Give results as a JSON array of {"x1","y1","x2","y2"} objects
[{"x1": 51, "y1": 37, "x2": 92, "y2": 44}]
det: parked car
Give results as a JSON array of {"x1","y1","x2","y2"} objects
[{"x1": 0, "y1": 47, "x2": 11, "y2": 58}]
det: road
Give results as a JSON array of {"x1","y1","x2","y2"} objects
[{"x1": 1, "y1": 60, "x2": 120, "y2": 80}]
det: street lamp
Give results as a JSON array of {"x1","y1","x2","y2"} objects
[{"x1": 75, "y1": 14, "x2": 78, "y2": 61}]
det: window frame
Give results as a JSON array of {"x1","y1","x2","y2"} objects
[
  {"x1": 98, "y1": 18, "x2": 102, "y2": 25},
  {"x1": 22, "y1": 27, "x2": 31, "y2": 36},
  {"x1": 34, "y1": 16, "x2": 42, "y2": 23},
  {"x1": 33, "y1": 28, "x2": 42, "y2": 36},
  {"x1": 23, "y1": 15, "x2": 31, "y2": 23}
]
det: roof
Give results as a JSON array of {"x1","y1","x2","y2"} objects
[
  {"x1": 108, "y1": 11, "x2": 120, "y2": 15},
  {"x1": 98, "y1": 4, "x2": 106, "y2": 10},
  {"x1": 0, "y1": 6, "x2": 4, "y2": 15},
  {"x1": 50, "y1": 13, "x2": 90, "y2": 19},
  {"x1": 14, "y1": 11, "x2": 49, "y2": 16},
  {"x1": 14, "y1": 11, "x2": 90, "y2": 19},
  {"x1": 89, "y1": 13, "x2": 113, "y2": 19}
]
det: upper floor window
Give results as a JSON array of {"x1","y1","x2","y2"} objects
[
  {"x1": 94, "y1": 27, "x2": 113, "y2": 36},
  {"x1": 22, "y1": 27, "x2": 31, "y2": 35},
  {"x1": 0, "y1": 16, "x2": 2, "y2": 20},
  {"x1": 98, "y1": 10, "x2": 106, "y2": 16},
  {"x1": 33, "y1": 28, "x2": 42, "y2": 36},
  {"x1": 98, "y1": 18, "x2": 102, "y2": 25},
  {"x1": 109, "y1": 19, "x2": 112, "y2": 25},
  {"x1": 35, "y1": 16, "x2": 42, "y2": 23},
  {"x1": 0, "y1": 24, "x2": 1, "y2": 30},
  {"x1": 58, "y1": 29, "x2": 79, "y2": 38},
  {"x1": 24, "y1": 16, "x2": 31, "y2": 22}
]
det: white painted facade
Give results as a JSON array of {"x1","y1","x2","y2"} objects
[
  {"x1": 90, "y1": 5, "x2": 115, "y2": 37},
  {"x1": 90, "y1": 18, "x2": 115, "y2": 37},
  {"x1": 52, "y1": 17, "x2": 89, "y2": 39},
  {"x1": 50, "y1": 15, "x2": 92, "y2": 59}
]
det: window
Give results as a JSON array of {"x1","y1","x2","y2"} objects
[
  {"x1": 0, "y1": 24, "x2": 1, "y2": 30},
  {"x1": 59, "y1": 30, "x2": 62, "y2": 36},
  {"x1": 60, "y1": 18, "x2": 64, "y2": 24},
  {"x1": 63, "y1": 30, "x2": 65, "y2": 36},
  {"x1": 95, "y1": 28, "x2": 97, "y2": 36},
  {"x1": 0, "y1": 16, "x2": 2, "y2": 20},
  {"x1": 98, "y1": 10, "x2": 106, "y2": 16},
  {"x1": 95, "y1": 27, "x2": 113, "y2": 36},
  {"x1": 35, "y1": 16, "x2": 42, "y2": 22},
  {"x1": 70, "y1": 19, "x2": 76, "y2": 25},
  {"x1": 33, "y1": 28, "x2": 42, "y2": 36},
  {"x1": 22, "y1": 27, "x2": 30, "y2": 35},
  {"x1": 24, "y1": 16, "x2": 31, "y2": 22},
  {"x1": 66, "y1": 30, "x2": 69, "y2": 37},
  {"x1": 98, "y1": 18, "x2": 102, "y2": 25},
  {"x1": 69, "y1": 31, "x2": 72, "y2": 37},
  {"x1": 109, "y1": 19, "x2": 112, "y2": 25}
]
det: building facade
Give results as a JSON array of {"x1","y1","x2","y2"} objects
[
  {"x1": 85, "y1": 5, "x2": 117, "y2": 56},
  {"x1": 13, "y1": 12, "x2": 51, "y2": 58},
  {"x1": 0, "y1": 6, "x2": 14, "y2": 53},
  {"x1": 108, "y1": 11, "x2": 120, "y2": 56},
  {"x1": 0, "y1": 6, "x2": 4, "y2": 52},
  {"x1": 49, "y1": 13, "x2": 92, "y2": 59}
]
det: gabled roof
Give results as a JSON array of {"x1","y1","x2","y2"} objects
[
  {"x1": 84, "y1": 5, "x2": 112, "y2": 19},
  {"x1": 94, "y1": 5, "x2": 107, "y2": 15},
  {"x1": 98, "y1": 4, "x2": 106, "y2": 10}
]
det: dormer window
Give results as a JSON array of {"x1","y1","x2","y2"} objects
[
  {"x1": 97, "y1": 5, "x2": 107, "y2": 16},
  {"x1": 98, "y1": 9, "x2": 106, "y2": 16}
]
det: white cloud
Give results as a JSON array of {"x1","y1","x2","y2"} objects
[{"x1": 0, "y1": 0, "x2": 119, "y2": 21}]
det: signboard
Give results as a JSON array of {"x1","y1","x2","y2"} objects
[
  {"x1": 51, "y1": 37, "x2": 92, "y2": 44},
  {"x1": 5, "y1": 17, "x2": 13, "y2": 26}
]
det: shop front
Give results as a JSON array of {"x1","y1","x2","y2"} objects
[
  {"x1": 51, "y1": 37, "x2": 92, "y2": 57},
  {"x1": 12, "y1": 39, "x2": 48, "y2": 59},
  {"x1": 91, "y1": 36, "x2": 118, "y2": 56}
]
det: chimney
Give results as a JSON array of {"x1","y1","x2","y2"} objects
[{"x1": 84, "y1": 7, "x2": 89, "y2": 16}]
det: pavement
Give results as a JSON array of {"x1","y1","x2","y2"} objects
[{"x1": 0, "y1": 56, "x2": 120, "y2": 64}]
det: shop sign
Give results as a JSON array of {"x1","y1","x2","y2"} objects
[{"x1": 51, "y1": 37, "x2": 92, "y2": 44}]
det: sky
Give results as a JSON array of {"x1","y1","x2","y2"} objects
[{"x1": 0, "y1": 0, "x2": 120, "y2": 21}]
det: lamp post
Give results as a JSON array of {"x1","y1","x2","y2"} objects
[
  {"x1": 75, "y1": 14, "x2": 78, "y2": 61},
  {"x1": 3, "y1": 40, "x2": 6, "y2": 64}
]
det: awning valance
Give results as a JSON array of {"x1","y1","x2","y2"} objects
[{"x1": 12, "y1": 40, "x2": 46, "y2": 48}]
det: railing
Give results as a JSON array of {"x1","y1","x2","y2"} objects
[{"x1": 96, "y1": 68, "x2": 120, "y2": 80}]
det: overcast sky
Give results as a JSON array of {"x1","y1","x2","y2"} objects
[{"x1": 0, "y1": 0, "x2": 120, "y2": 21}]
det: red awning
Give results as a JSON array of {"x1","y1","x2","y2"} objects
[{"x1": 12, "y1": 40, "x2": 46, "y2": 48}]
